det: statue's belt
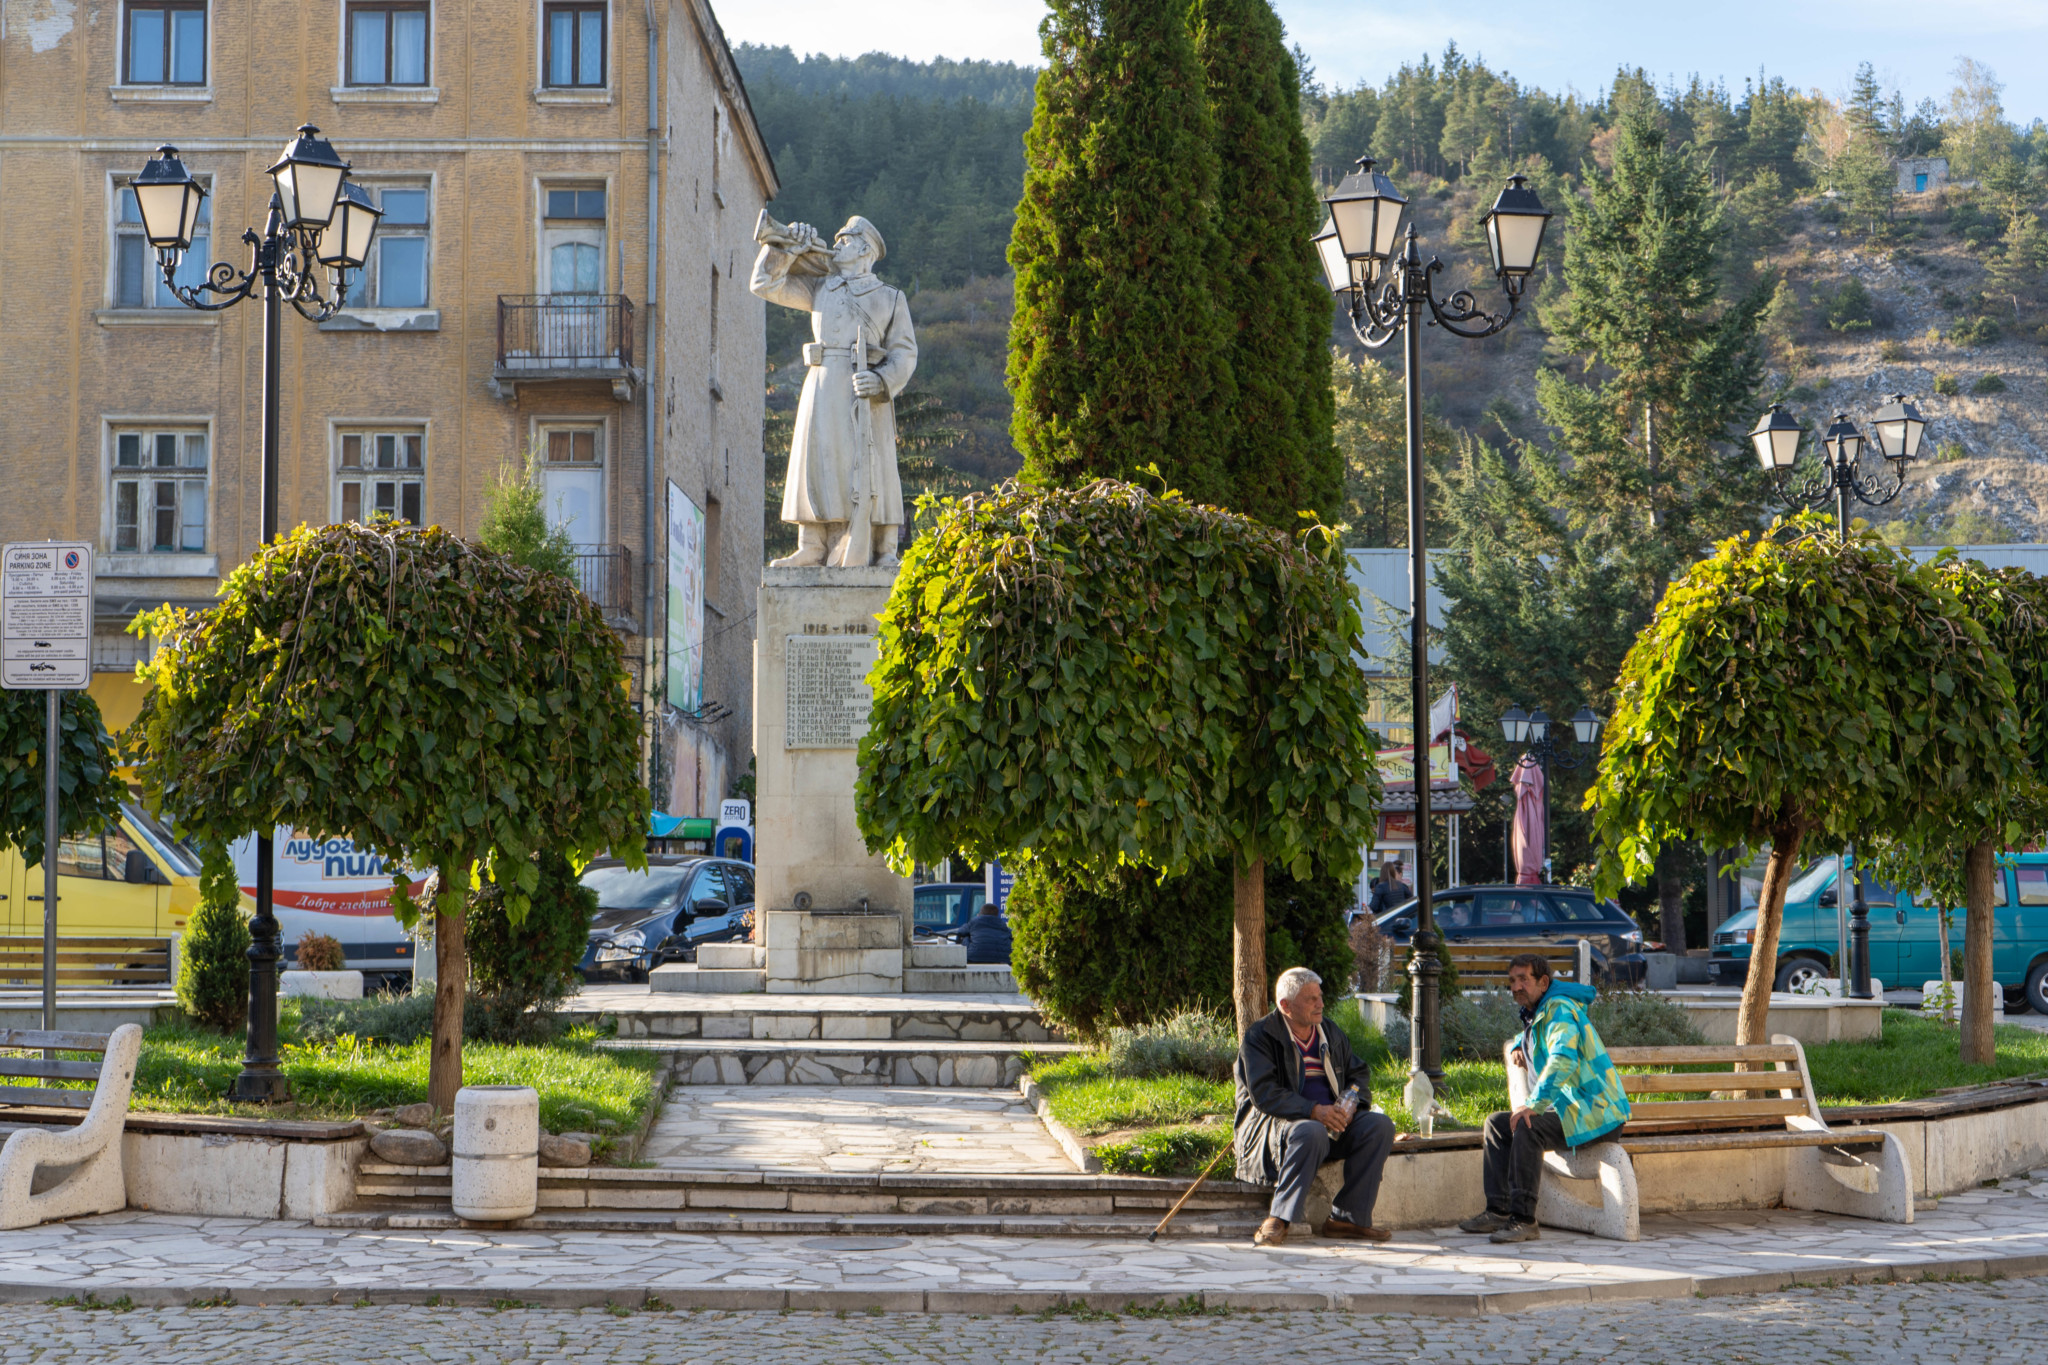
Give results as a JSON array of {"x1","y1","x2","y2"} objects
[{"x1": 803, "y1": 342, "x2": 883, "y2": 368}]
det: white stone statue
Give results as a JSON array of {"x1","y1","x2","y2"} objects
[{"x1": 750, "y1": 213, "x2": 918, "y2": 568}]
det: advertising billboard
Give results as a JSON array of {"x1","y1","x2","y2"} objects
[{"x1": 665, "y1": 480, "x2": 705, "y2": 711}]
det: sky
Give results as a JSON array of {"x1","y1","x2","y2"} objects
[{"x1": 716, "y1": 0, "x2": 2048, "y2": 124}]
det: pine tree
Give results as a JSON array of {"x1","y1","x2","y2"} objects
[
  {"x1": 177, "y1": 842, "x2": 252, "y2": 1033},
  {"x1": 1007, "y1": 0, "x2": 1233, "y2": 503},
  {"x1": 1191, "y1": 0, "x2": 1338, "y2": 529},
  {"x1": 477, "y1": 446, "x2": 577, "y2": 579}
]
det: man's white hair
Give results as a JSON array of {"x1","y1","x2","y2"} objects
[{"x1": 1274, "y1": 966, "x2": 1322, "y2": 1006}]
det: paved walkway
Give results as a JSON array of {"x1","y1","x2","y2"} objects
[
  {"x1": 7, "y1": 1172, "x2": 2046, "y2": 1313},
  {"x1": 11, "y1": 1279, "x2": 2048, "y2": 1363},
  {"x1": 640, "y1": 1086, "x2": 1074, "y2": 1174}
]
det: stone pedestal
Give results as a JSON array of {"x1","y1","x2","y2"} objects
[{"x1": 753, "y1": 565, "x2": 912, "y2": 992}]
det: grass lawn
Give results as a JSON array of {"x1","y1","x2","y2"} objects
[
  {"x1": 1028, "y1": 1002, "x2": 2048, "y2": 1177},
  {"x1": 115, "y1": 1003, "x2": 664, "y2": 1142}
]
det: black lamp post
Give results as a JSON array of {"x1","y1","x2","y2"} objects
[
  {"x1": 1315, "y1": 160, "x2": 1552, "y2": 1084},
  {"x1": 129, "y1": 130, "x2": 380, "y2": 1103},
  {"x1": 1749, "y1": 394, "x2": 1927, "y2": 1001},
  {"x1": 1498, "y1": 705, "x2": 1602, "y2": 882}
]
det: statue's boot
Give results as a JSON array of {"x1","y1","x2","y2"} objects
[
  {"x1": 770, "y1": 523, "x2": 829, "y2": 568},
  {"x1": 872, "y1": 525, "x2": 901, "y2": 568}
]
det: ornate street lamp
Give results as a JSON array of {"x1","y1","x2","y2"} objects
[
  {"x1": 1750, "y1": 392, "x2": 1928, "y2": 1002},
  {"x1": 1317, "y1": 157, "x2": 1551, "y2": 1083},
  {"x1": 129, "y1": 129, "x2": 378, "y2": 1104},
  {"x1": 1497, "y1": 703, "x2": 1602, "y2": 883}
]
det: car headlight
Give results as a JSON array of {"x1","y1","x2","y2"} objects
[
  {"x1": 1620, "y1": 931, "x2": 1643, "y2": 947},
  {"x1": 611, "y1": 929, "x2": 646, "y2": 950}
]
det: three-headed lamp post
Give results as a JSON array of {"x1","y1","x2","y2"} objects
[
  {"x1": 129, "y1": 128, "x2": 381, "y2": 1102},
  {"x1": 1312, "y1": 160, "x2": 1552, "y2": 1083}
]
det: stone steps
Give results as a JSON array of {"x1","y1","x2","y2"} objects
[
  {"x1": 576, "y1": 996, "x2": 1063, "y2": 1045},
  {"x1": 651, "y1": 966, "x2": 767, "y2": 994},
  {"x1": 603, "y1": 1036, "x2": 1084, "y2": 1086},
  {"x1": 320, "y1": 1206, "x2": 1265, "y2": 1238},
  {"x1": 648, "y1": 962, "x2": 1018, "y2": 995},
  {"x1": 906, "y1": 967, "x2": 1017, "y2": 992}
]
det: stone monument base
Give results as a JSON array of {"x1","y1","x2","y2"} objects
[{"x1": 764, "y1": 908, "x2": 903, "y2": 994}]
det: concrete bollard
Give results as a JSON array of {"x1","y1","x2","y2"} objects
[{"x1": 451, "y1": 1085, "x2": 539, "y2": 1221}]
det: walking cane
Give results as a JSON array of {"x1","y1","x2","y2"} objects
[{"x1": 1146, "y1": 1142, "x2": 1236, "y2": 1243}]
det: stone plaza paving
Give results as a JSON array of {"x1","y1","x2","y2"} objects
[
  {"x1": 5, "y1": 1171, "x2": 2046, "y2": 1313},
  {"x1": 6, "y1": 1278, "x2": 2046, "y2": 1363},
  {"x1": 639, "y1": 1085, "x2": 1074, "y2": 1174}
]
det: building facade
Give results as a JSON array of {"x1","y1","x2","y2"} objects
[{"x1": 0, "y1": 0, "x2": 773, "y2": 814}]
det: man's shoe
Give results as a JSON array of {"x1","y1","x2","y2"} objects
[
  {"x1": 1318, "y1": 1217, "x2": 1393, "y2": 1242},
  {"x1": 1488, "y1": 1219, "x2": 1541, "y2": 1243},
  {"x1": 1458, "y1": 1210, "x2": 1514, "y2": 1235},
  {"x1": 1253, "y1": 1216, "x2": 1289, "y2": 1247}
]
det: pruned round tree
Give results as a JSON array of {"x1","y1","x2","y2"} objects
[
  {"x1": 1587, "y1": 519, "x2": 2020, "y2": 1045},
  {"x1": 129, "y1": 522, "x2": 648, "y2": 1108},
  {"x1": 856, "y1": 479, "x2": 1381, "y2": 1031}
]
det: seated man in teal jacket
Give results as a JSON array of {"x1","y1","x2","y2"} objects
[{"x1": 1460, "y1": 953, "x2": 1631, "y2": 1244}]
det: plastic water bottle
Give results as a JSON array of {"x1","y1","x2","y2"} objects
[{"x1": 1337, "y1": 1084, "x2": 1362, "y2": 1119}]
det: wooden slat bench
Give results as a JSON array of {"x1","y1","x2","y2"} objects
[
  {"x1": 1502, "y1": 1036, "x2": 1912, "y2": 1242},
  {"x1": 0, "y1": 1024, "x2": 143, "y2": 1228},
  {"x1": 1446, "y1": 939, "x2": 1591, "y2": 991},
  {"x1": 0, "y1": 937, "x2": 172, "y2": 988}
]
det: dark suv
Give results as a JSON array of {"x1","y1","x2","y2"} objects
[
  {"x1": 576, "y1": 856, "x2": 756, "y2": 982},
  {"x1": 1371, "y1": 884, "x2": 1649, "y2": 987}
]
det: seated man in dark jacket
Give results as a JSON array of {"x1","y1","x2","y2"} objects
[
  {"x1": 1233, "y1": 967, "x2": 1396, "y2": 1247},
  {"x1": 964, "y1": 903, "x2": 1012, "y2": 964}
]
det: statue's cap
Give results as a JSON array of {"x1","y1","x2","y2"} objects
[{"x1": 837, "y1": 215, "x2": 886, "y2": 263}]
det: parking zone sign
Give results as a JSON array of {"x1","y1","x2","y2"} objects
[{"x1": 2, "y1": 542, "x2": 93, "y2": 690}]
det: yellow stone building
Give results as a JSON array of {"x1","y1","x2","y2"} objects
[{"x1": 0, "y1": 0, "x2": 774, "y2": 811}]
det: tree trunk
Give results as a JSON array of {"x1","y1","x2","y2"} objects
[
  {"x1": 1962, "y1": 838, "x2": 1998, "y2": 1066},
  {"x1": 1738, "y1": 821, "x2": 1806, "y2": 1046},
  {"x1": 1232, "y1": 858, "x2": 1266, "y2": 1038},
  {"x1": 429, "y1": 889, "x2": 468, "y2": 1115},
  {"x1": 1656, "y1": 844, "x2": 1688, "y2": 953}
]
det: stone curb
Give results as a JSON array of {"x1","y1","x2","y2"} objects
[
  {"x1": 1016, "y1": 1075, "x2": 1101, "y2": 1174},
  {"x1": 7, "y1": 1252, "x2": 2043, "y2": 1315}
]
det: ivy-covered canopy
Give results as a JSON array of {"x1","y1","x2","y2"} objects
[
  {"x1": 0, "y1": 690, "x2": 123, "y2": 870},
  {"x1": 856, "y1": 479, "x2": 1381, "y2": 882}
]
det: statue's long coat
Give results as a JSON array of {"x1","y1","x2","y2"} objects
[{"x1": 749, "y1": 246, "x2": 918, "y2": 529}]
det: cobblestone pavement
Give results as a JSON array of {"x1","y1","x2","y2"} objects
[
  {"x1": 5, "y1": 1173, "x2": 2046, "y2": 1307},
  {"x1": 639, "y1": 1085, "x2": 1073, "y2": 1173},
  {"x1": 9, "y1": 1277, "x2": 2047, "y2": 1362}
]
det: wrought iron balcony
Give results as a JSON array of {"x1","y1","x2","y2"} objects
[
  {"x1": 492, "y1": 294, "x2": 638, "y2": 400},
  {"x1": 572, "y1": 544, "x2": 636, "y2": 627}
]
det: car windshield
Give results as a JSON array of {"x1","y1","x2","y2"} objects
[
  {"x1": 1786, "y1": 861, "x2": 1838, "y2": 904},
  {"x1": 581, "y1": 865, "x2": 693, "y2": 911},
  {"x1": 122, "y1": 800, "x2": 201, "y2": 878}
]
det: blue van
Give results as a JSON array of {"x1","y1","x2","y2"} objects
[{"x1": 1708, "y1": 853, "x2": 2048, "y2": 1012}]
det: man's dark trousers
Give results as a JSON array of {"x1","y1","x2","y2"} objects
[
  {"x1": 1480, "y1": 1110, "x2": 1571, "y2": 1221},
  {"x1": 1267, "y1": 1112, "x2": 1397, "y2": 1225}
]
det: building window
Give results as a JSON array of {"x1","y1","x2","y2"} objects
[
  {"x1": 115, "y1": 184, "x2": 211, "y2": 308},
  {"x1": 347, "y1": 2, "x2": 430, "y2": 86},
  {"x1": 542, "y1": 186, "x2": 606, "y2": 294},
  {"x1": 344, "y1": 184, "x2": 431, "y2": 308},
  {"x1": 125, "y1": 2, "x2": 207, "y2": 85},
  {"x1": 111, "y1": 428, "x2": 209, "y2": 553},
  {"x1": 337, "y1": 429, "x2": 426, "y2": 526},
  {"x1": 541, "y1": 425, "x2": 605, "y2": 546},
  {"x1": 542, "y1": 3, "x2": 605, "y2": 88}
]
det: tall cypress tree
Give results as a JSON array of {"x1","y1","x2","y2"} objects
[
  {"x1": 1007, "y1": 0, "x2": 1233, "y2": 502},
  {"x1": 1192, "y1": 0, "x2": 1338, "y2": 528}
]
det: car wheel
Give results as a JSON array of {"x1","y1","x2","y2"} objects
[
  {"x1": 1773, "y1": 956, "x2": 1828, "y2": 994},
  {"x1": 2025, "y1": 959, "x2": 2048, "y2": 1016}
]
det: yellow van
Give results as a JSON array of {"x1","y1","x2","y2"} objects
[{"x1": 0, "y1": 799, "x2": 203, "y2": 941}]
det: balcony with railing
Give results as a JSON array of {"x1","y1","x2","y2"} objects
[
  {"x1": 573, "y1": 544, "x2": 636, "y2": 629},
  {"x1": 492, "y1": 294, "x2": 638, "y2": 400}
]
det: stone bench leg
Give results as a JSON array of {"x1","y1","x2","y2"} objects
[
  {"x1": 1782, "y1": 1130, "x2": 1914, "y2": 1225},
  {"x1": 1533, "y1": 1140, "x2": 1640, "y2": 1242},
  {"x1": 1295, "y1": 1157, "x2": 1349, "y2": 1231},
  {"x1": 0, "y1": 1024, "x2": 142, "y2": 1230}
]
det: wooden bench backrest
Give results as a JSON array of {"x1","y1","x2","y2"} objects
[
  {"x1": 1445, "y1": 940, "x2": 1584, "y2": 985},
  {"x1": 0, "y1": 1028, "x2": 113, "y2": 1111},
  {"x1": 0, "y1": 936, "x2": 172, "y2": 987},
  {"x1": 1601, "y1": 1041, "x2": 1822, "y2": 1129}
]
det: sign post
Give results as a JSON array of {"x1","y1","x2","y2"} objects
[{"x1": 2, "y1": 542, "x2": 94, "y2": 1031}]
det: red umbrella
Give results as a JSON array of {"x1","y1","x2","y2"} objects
[{"x1": 1509, "y1": 755, "x2": 1546, "y2": 885}]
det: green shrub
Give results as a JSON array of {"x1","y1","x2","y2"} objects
[
  {"x1": 176, "y1": 843, "x2": 251, "y2": 1033},
  {"x1": 1823, "y1": 277, "x2": 1877, "y2": 332},
  {"x1": 1784, "y1": 383, "x2": 1820, "y2": 405},
  {"x1": 1381, "y1": 984, "x2": 1705, "y2": 1063},
  {"x1": 1934, "y1": 371, "x2": 1962, "y2": 396},
  {"x1": 1326, "y1": 997, "x2": 1392, "y2": 1065},
  {"x1": 1946, "y1": 316, "x2": 2000, "y2": 345},
  {"x1": 1008, "y1": 858, "x2": 1353, "y2": 1040},
  {"x1": 1391, "y1": 937, "x2": 1462, "y2": 1012},
  {"x1": 1879, "y1": 339, "x2": 1907, "y2": 362},
  {"x1": 1971, "y1": 372, "x2": 2008, "y2": 394},
  {"x1": 298, "y1": 989, "x2": 523, "y2": 1047},
  {"x1": 1589, "y1": 989, "x2": 1708, "y2": 1048},
  {"x1": 1104, "y1": 1010, "x2": 1237, "y2": 1081},
  {"x1": 294, "y1": 932, "x2": 345, "y2": 972},
  {"x1": 465, "y1": 851, "x2": 596, "y2": 1042},
  {"x1": 1937, "y1": 441, "x2": 1968, "y2": 462}
]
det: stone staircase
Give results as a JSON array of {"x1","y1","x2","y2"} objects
[
  {"x1": 651, "y1": 941, "x2": 1017, "y2": 995},
  {"x1": 332, "y1": 1164, "x2": 1267, "y2": 1238}
]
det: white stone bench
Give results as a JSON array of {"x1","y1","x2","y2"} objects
[
  {"x1": 1504, "y1": 1035, "x2": 1913, "y2": 1242},
  {"x1": 0, "y1": 1023, "x2": 143, "y2": 1229}
]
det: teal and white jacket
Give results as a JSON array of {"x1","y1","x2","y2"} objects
[{"x1": 1518, "y1": 980, "x2": 1631, "y2": 1147}]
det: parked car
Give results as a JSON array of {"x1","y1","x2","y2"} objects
[
  {"x1": 1372, "y1": 884, "x2": 1648, "y2": 987},
  {"x1": 577, "y1": 856, "x2": 755, "y2": 982},
  {"x1": 0, "y1": 800, "x2": 201, "y2": 971},
  {"x1": 911, "y1": 882, "x2": 988, "y2": 940},
  {"x1": 1708, "y1": 853, "x2": 2048, "y2": 1011}
]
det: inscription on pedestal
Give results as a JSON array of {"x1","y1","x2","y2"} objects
[{"x1": 784, "y1": 634, "x2": 880, "y2": 749}]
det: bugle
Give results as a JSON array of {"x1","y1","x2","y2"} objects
[{"x1": 754, "y1": 210, "x2": 830, "y2": 256}]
